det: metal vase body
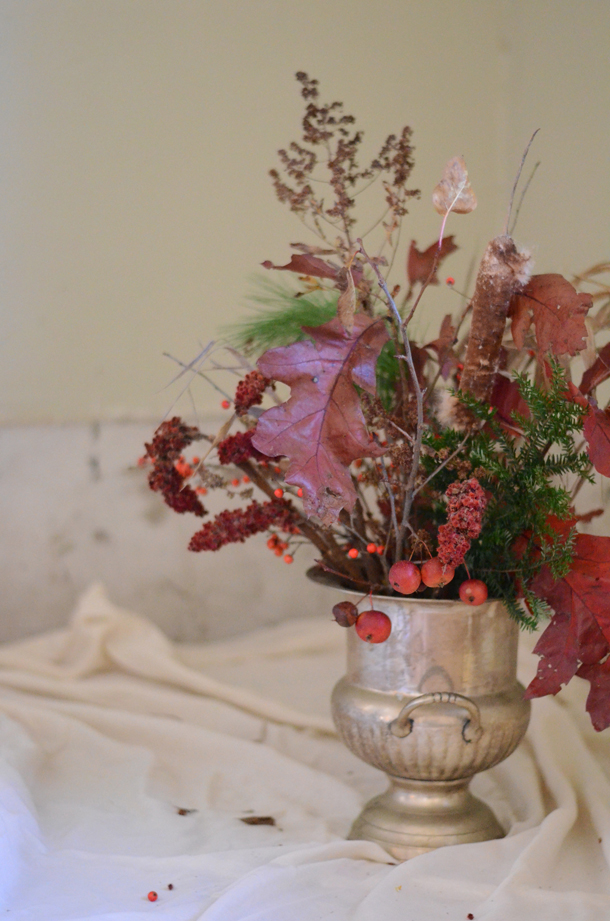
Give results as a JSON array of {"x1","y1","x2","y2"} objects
[{"x1": 330, "y1": 592, "x2": 531, "y2": 861}]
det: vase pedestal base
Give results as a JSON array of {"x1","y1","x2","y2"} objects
[{"x1": 348, "y1": 776, "x2": 504, "y2": 861}]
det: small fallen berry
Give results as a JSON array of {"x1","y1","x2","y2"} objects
[
  {"x1": 274, "y1": 488, "x2": 284, "y2": 498},
  {"x1": 355, "y1": 610, "x2": 392, "y2": 644},
  {"x1": 446, "y1": 276, "x2": 455, "y2": 286},
  {"x1": 148, "y1": 891, "x2": 158, "y2": 902},
  {"x1": 347, "y1": 548, "x2": 359, "y2": 559},
  {"x1": 242, "y1": 475, "x2": 250, "y2": 483},
  {"x1": 191, "y1": 456, "x2": 200, "y2": 464},
  {"x1": 167, "y1": 884, "x2": 174, "y2": 891},
  {"x1": 297, "y1": 487, "x2": 303, "y2": 497},
  {"x1": 221, "y1": 399, "x2": 231, "y2": 409},
  {"x1": 231, "y1": 478, "x2": 240, "y2": 487}
]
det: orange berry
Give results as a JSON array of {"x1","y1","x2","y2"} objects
[
  {"x1": 283, "y1": 554, "x2": 293, "y2": 564},
  {"x1": 347, "y1": 548, "x2": 359, "y2": 559},
  {"x1": 242, "y1": 475, "x2": 250, "y2": 483},
  {"x1": 267, "y1": 537, "x2": 278, "y2": 549},
  {"x1": 366, "y1": 543, "x2": 377, "y2": 553},
  {"x1": 191, "y1": 456, "x2": 200, "y2": 464},
  {"x1": 221, "y1": 399, "x2": 231, "y2": 409},
  {"x1": 148, "y1": 892, "x2": 158, "y2": 902},
  {"x1": 231, "y1": 478, "x2": 240, "y2": 487},
  {"x1": 274, "y1": 547, "x2": 283, "y2": 556},
  {"x1": 376, "y1": 545, "x2": 385, "y2": 555},
  {"x1": 195, "y1": 486, "x2": 207, "y2": 495},
  {"x1": 445, "y1": 276, "x2": 455, "y2": 286},
  {"x1": 274, "y1": 488, "x2": 284, "y2": 498},
  {"x1": 297, "y1": 488, "x2": 303, "y2": 498}
]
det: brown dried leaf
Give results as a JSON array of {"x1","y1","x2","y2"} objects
[
  {"x1": 407, "y1": 236, "x2": 458, "y2": 286},
  {"x1": 337, "y1": 267, "x2": 356, "y2": 333},
  {"x1": 432, "y1": 156, "x2": 477, "y2": 215},
  {"x1": 240, "y1": 815, "x2": 276, "y2": 826},
  {"x1": 262, "y1": 254, "x2": 338, "y2": 280}
]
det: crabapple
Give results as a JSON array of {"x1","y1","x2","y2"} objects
[
  {"x1": 421, "y1": 557, "x2": 455, "y2": 588},
  {"x1": 388, "y1": 560, "x2": 421, "y2": 595},
  {"x1": 332, "y1": 601, "x2": 359, "y2": 627},
  {"x1": 355, "y1": 610, "x2": 392, "y2": 643},
  {"x1": 459, "y1": 579, "x2": 488, "y2": 605}
]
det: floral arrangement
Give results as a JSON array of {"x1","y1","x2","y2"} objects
[{"x1": 144, "y1": 73, "x2": 610, "y2": 730}]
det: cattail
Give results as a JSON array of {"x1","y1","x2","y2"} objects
[{"x1": 458, "y1": 235, "x2": 532, "y2": 419}]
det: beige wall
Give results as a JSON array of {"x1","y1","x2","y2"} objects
[
  {"x1": 3, "y1": 1, "x2": 606, "y2": 426},
  {"x1": 0, "y1": 0, "x2": 499, "y2": 424}
]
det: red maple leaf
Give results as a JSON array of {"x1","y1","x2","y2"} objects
[
  {"x1": 580, "y1": 341, "x2": 610, "y2": 395},
  {"x1": 488, "y1": 372, "x2": 530, "y2": 435},
  {"x1": 407, "y1": 236, "x2": 458, "y2": 286},
  {"x1": 252, "y1": 315, "x2": 390, "y2": 525},
  {"x1": 509, "y1": 273, "x2": 591, "y2": 360},
  {"x1": 583, "y1": 404, "x2": 610, "y2": 478},
  {"x1": 525, "y1": 532, "x2": 610, "y2": 730}
]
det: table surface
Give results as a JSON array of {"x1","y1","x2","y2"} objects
[{"x1": 0, "y1": 583, "x2": 608, "y2": 920}]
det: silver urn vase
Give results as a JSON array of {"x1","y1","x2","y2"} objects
[{"x1": 328, "y1": 583, "x2": 531, "y2": 861}]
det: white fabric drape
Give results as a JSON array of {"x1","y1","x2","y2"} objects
[{"x1": 0, "y1": 583, "x2": 608, "y2": 919}]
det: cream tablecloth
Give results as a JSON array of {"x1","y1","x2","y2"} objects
[{"x1": 0, "y1": 584, "x2": 608, "y2": 919}]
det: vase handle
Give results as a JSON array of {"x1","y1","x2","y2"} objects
[{"x1": 389, "y1": 691, "x2": 483, "y2": 743}]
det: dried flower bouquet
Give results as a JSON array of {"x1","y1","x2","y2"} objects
[{"x1": 144, "y1": 74, "x2": 610, "y2": 730}]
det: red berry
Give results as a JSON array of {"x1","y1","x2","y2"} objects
[
  {"x1": 267, "y1": 536, "x2": 278, "y2": 549},
  {"x1": 376, "y1": 545, "x2": 385, "y2": 555},
  {"x1": 231, "y1": 478, "x2": 240, "y2": 487},
  {"x1": 274, "y1": 547, "x2": 283, "y2": 556},
  {"x1": 221, "y1": 399, "x2": 231, "y2": 409},
  {"x1": 355, "y1": 610, "x2": 392, "y2": 644},
  {"x1": 445, "y1": 276, "x2": 455, "y2": 286},
  {"x1": 366, "y1": 543, "x2": 377, "y2": 553},
  {"x1": 388, "y1": 560, "x2": 421, "y2": 595},
  {"x1": 421, "y1": 557, "x2": 455, "y2": 588},
  {"x1": 332, "y1": 600, "x2": 359, "y2": 627},
  {"x1": 459, "y1": 579, "x2": 488, "y2": 605},
  {"x1": 242, "y1": 475, "x2": 250, "y2": 483},
  {"x1": 347, "y1": 548, "x2": 359, "y2": 559},
  {"x1": 297, "y1": 488, "x2": 303, "y2": 497},
  {"x1": 283, "y1": 554, "x2": 293, "y2": 564},
  {"x1": 195, "y1": 486, "x2": 207, "y2": 495},
  {"x1": 148, "y1": 891, "x2": 158, "y2": 902},
  {"x1": 274, "y1": 488, "x2": 284, "y2": 498}
]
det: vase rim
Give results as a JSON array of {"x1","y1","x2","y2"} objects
[{"x1": 306, "y1": 566, "x2": 501, "y2": 607}]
